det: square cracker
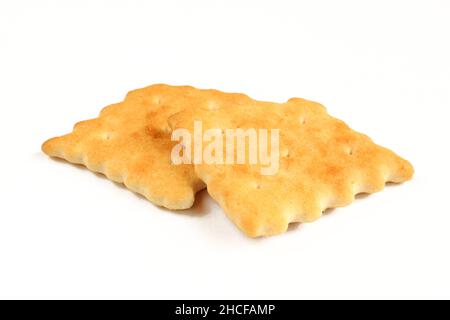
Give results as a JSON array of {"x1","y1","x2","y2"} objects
[
  {"x1": 42, "y1": 84, "x2": 205, "y2": 209},
  {"x1": 168, "y1": 87, "x2": 414, "y2": 237}
]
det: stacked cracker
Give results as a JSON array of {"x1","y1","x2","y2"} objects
[{"x1": 42, "y1": 84, "x2": 413, "y2": 237}]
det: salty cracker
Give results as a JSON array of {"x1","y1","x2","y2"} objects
[
  {"x1": 169, "y1": 89, "x2": 414, "y2": 237},
  {"x1": 42, "y1": 84, "x2": 205, "y2": 209}
]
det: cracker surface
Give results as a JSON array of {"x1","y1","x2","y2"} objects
[
  {"x1": 168, "y1": 87, "x2": 414, "y2": 236},
  {"x1": 42, "y1": 84, "x2": 205, "y2": 209}
]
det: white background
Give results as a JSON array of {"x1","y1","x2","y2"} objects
[{"x1": 1, "y1": 0, "x2": 449, "y2": 299}]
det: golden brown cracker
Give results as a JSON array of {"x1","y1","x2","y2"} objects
[
  {"x1": 42, "y1": 84, "x2": 205, "y2": 209},
  {"x1": 168, "y1": 87, "x2": 414, "y2": 237}
]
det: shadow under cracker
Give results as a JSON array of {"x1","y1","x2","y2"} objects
[
  {"x1": 285, "y1": 182, "x2": 406, "y2": 234},
  {"x1": 46, "y1": 156, "x2": 209, "y2": 217},
  {"x1": 287, "y1": 221, "x2": 302, "y2": 233},
  {"x1": 44, "y1": 153, "x2": 409, "y2": 234},
  {"x1": 385, "y1": 181, "x2": 405, "y2": 189}
]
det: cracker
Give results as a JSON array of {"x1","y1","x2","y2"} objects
[
  {"x1": 42, "y1": 84, "x2": 205, "y2": 209},
  {"x1": 168, "y1": 87, "x2": 414, "y2": 237}
]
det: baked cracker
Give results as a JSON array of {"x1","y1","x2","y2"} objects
[
  {"x1": 168, "y1": 87, "x2": 414, "y2": 237},
  {"x1": 42, "y1": 84, "x2": 205, "y2": 209}
]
